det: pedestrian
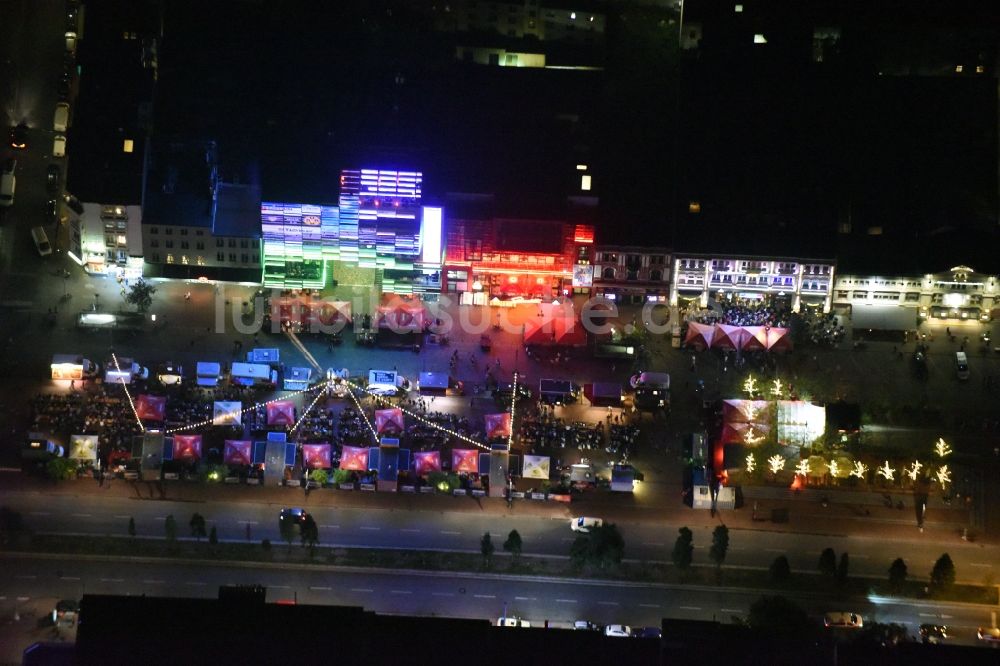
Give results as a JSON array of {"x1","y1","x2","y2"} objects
[{"x1": 70, "y1": 379, "x2": 75, "y2": 390}]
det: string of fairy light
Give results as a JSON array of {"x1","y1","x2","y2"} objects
[
  {"x1": 507, "y1": 371, "x2": 517, "y2": 450},
  {"x1": 345, "y1": 380, "x2": 379, "y2": 443},
  {"x1": 111, "y1": 352, "x2": 145, "y2": 432},
  {"x1": 289, "y1": 380, "x2": 332, "y2": 434},
  {"x1": 164, "y1": 385, "x2": 322, "y2": 434}
]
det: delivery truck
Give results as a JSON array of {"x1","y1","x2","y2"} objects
[
  {"x1": 51, "y1": 354, "x2": 99, "y2": 380},
  {"x1": 104, "y1": 357, "x2": 149, "y2": 384}
]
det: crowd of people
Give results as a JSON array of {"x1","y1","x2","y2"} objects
[
  {"x1": 689, "y1": 299, "x2": 791, "y2": 329},
  {"x1": 30, "y1": 387, "x2": 143, "y2": 464},
  {"x1": 798, "y1": 309, "x2": 845, "y2": 347}
]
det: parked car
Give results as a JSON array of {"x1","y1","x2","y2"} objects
[
  {"x1": 54, "y1": 103, "x2": 69, "y2": 131},
  {"x1": 9, "y1": 122, "x2": 28, "y2": 150},
  {"x1": 824, "y1": 612, "x2": 863, "y2": 628},
  {"x1": 570, "y1": 516, "x2": 603, "y2": 533},
  {"x1": 633, "y1": 627, "x2": 662, "y2": 639},
  {"x1": 604, "y1": 624, "x2": 632, "y2": 638},
  {"x1": 65, "y1": 31, "x2": 77, "y2": 52},
  {"x1": 496, "y1": 617, "x2": 530, "y2": 628},
  {"x1": 47, "y1": 199, "x2": 58, "y2": 222},
  {"x1": 53, "y1": 134, "x2": 66, "y2": 158},
  {"x1": 978, "y1": 626, "x2": 1000, "y2": 643},
  {"x1": 31, "y1": 226, "x2": 53, "y2": 256},
  {"x1": 47, "y1": 165, "x2": 61, "y2": 192},
  {"x1": 919, "y1": 624, "x2": 947, "y2": 644},
  {"x1": 573, "y1": 620, "x2": 600, "y2": 631}
]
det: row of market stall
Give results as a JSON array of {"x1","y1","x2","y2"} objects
[{"x1": 684, "y1": 322, "x2": 793, "y2": 352}]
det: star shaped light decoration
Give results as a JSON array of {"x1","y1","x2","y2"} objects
[
  {"x1": 745, "y1": 453, "x2": 756, "y2": 473},
  {"x1": 877, "y1": 461, "x2": 895, "y2": 481},
  {"x1": 794, "y1": 459, "x2": 810, "y2": 477},
  {"x1": 849, "y1": 461, "x2": 868, "y2": 479},
  {"x1": 770, "y1": 378, "x2": 783, "y2": 398},
  {"x1": 743, "y1": 375, "x2": 758, "y2": 397},
  {"x1": 935, "y1": 464, "x2": 951, "y2": 488},
  {"x1": 934, "y1": 438, "x2": 952, "y2": 459},
  {"x1": 827, "y1": 459, "x2": 840, "y2": 478},
  {"x1": 767, "y1": 455, "x2": 785, "y2": 474},
  {"x1": 905, "y1": 459, "x2": 923, "y2": 482},
  {"x1": 743, "y1": 427, "x2": 764, "y2": 445}
]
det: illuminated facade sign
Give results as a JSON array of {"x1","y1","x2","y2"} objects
[{"x1": 262, "y1": 169, "x2": 442, "y2": 290}]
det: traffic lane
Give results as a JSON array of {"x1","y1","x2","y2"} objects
[
  {"x1": 8, "y1": 491, "x2": 998, "y2": 583},
  {"x1": 0, "y1": 554, "x2": 993, "y2": 646}
]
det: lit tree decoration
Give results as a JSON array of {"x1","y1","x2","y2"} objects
[
  {"x1": 794, "y1": 459, "x2": 810, "y2": 477},
  {"x1": 827, "y1": 459, "x2": 840, "y2": 478},
  {"x1": 743, "y1": 426, "x2": 764, "y2": 444},
  {"x1": 877, "y1": 461, "x2": 895, "y2": 481},
  {"x1": 744, "y1": 404, "x2": 759, "y2": 423},
  {"x1": 936, "y1": 464, "x2": 951, "y2": 488},
  {"x1": 745, "y1": 453, "x2": 756, "y2": 473},
  {"x1": 743, "y1": 375, "x2": 758, "y2": 397},
  {"x1": 767, "y1": 455, "x2": 785, "y2": 474},
  {"x1": 771, "y1": 378, "x2": 784, "y2": 397},
  {"x1": 905, "y1": 460, "x2": 923, "y2": 482},
  {"x1": 849, "y1": 461, "x2": 868, "y2": 479},
  {"x1": 934, "y1": 438, "x2": 952, "y2": 459}
]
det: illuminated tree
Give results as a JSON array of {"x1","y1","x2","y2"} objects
[
  {"x1": 934, "y1": 438, "x2": 952, "y2": 458},
  {"x1": 743, "y1": 375, "x2": 758, "y2": 397},
  {"x1": 877, "y1": 461, "x2": 895, "y2": 481},
  {"x1": 767, "y1": 455, "x2": 785, "y2": 474},
  {"x1": 905, "y1": 460, "x2": 923, "y2": 482},
  {"x1": 827, "y1": 459, "x2": 840, "y2": 479},
  {"x1": 935, "y1": 465, "x2": 951, "y2": 488},
  {"x1": 770, "y1": 378, "x2": 783, "y2": 397},
  {"x1": 745, "y1": 453, "x2": 756, "y2": 474},
  {"x1": 850, "y1": 461, "x2": 868, "y2": 479},
  {"x1": 794, "y1": 459, "x2": 810, "y2": 477}
]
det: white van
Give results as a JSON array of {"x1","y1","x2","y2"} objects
[
  {"x1": 956, "y1": 352, "x2": 969, "y2": 380},
  {"x1": 31, "y1": 226, "x2": 53, "y2": 256},
  {"x1": 0, "y1": 172, "x2": 14, "y2": 207},
  {"x1": 54, "y1": 103, "x2": 69, "y2": 132},
  {"x1": 53, "y1": 135, "x2": 66, "y2": 157}
]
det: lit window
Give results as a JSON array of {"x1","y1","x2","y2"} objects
[
  {"x1": 754, "y1": 33, "x2": 767, "y2": 44},
  {"x1": 955, "y1": 65, "x2": 963, "y2": 73},
  {"x1": 976, "y1": 65, "x2": 984, "y2": 74},
  {"x1": 166, "y1": 254, "x2": 174, "y2": 263},
  {"x1": 123, "y1": 139, "x2": 134, "y2": 153},
  {"x1": 867, "y1": 226, "x2": 883, "y2": 236},
  {"x1": 735, "y1": 4, "x2": 743, "y2": 11},
  {"x1": 580, "y1": 174, "x2": 592, "y2": 191},
  {"x1": 570, "y1": 12, "x2": 576, "y2": 19},
  {"x1": 689, "y1": 201, "x2": 701, "y2": 214},
  {"x1": 576, "y1": 164, "x2": 588, "y2": 171},
  {"x1": 181, "y1": 255, "x2": 189, "y2": 265}
]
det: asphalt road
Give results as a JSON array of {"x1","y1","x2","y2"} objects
[
  {"x1": 5, "y1": 489, "x2": 997, "y2": 584},
  {"x1": 0, "y1": 553, "x2": 995, "y2": 647}
]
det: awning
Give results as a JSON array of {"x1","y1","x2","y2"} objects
[{"x1": 850, "y1": 305, "x2": 917, "y2": 332}]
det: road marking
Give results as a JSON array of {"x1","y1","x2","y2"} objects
[
  {"x1": 154, "y1": 517, "x2": 166, "y2": 521},
  {"x1": 474, "y1": 594, "x2": 496, "y2": 599},
  {"x1": 679, "y1": 606, "x2": 701, "y2": 611},
  {"x1": 400, "y1": 528, "x2": 421, "y2": 533},
  {"x1": 561, "y1": 538, "x2": 575, "y2": 542},
  {"x1": 60, "y1": 576, "x2": 80, "y2": 581},
  {"x1": 242, "y1": 521, "x2": 259, "y2": 525},
  {"x1": 100, "y1": 578, "x2": 124, "y2": 583},
  {"x1": 185, "y1": 582, "x2": 206, "y2": 587},
  {"x1": 514, "y1": 596, "x2": 536, "y2": 601},
  {"x1": 598, "y1": 601, "x2": 619, "y2": 606},
  {"x1": 309, "y1": 586, "x2": 332, "y2": 591},
  {"x1": 29, "y1": 512, "x2": 51, "y2": 516},
  {"x1": 440, "y1": 530, "x2": 461, "y2": 535},
  {"x1": 970, "y1": 562, "x2": 992, "y2": 568},
  {"x1": 556, "y1": 599, "x2": 577, "y2": 603},
  {"x1": 321, "y1": 524, "x2": 340, "y2": 529},
  {"x1": 72, "y1": 513, "x2": 91, "y2": 518},
  {"x1": 851, "y1": 554, "x2": 870, "y2": 559},
  {"x1": 114, "y1": 515, "x2": 130, "y2": 520},
  {"x1": 270, "y1": 585, "x2": 291, "y2": 589},
  {"x1": 764, "y1": 548, "x2": 784, "y2": 553},
  {"x1": 390, "y1": 590, "x2": 412, "y2": 595},
  {"x1": 16, "y1": 596, "x2": 29, "y2": 602},
  {"x1": 360, "y1": 526, "x2": 380, "y2": 531},
  {"x1": 15, "y1": 575, "x2": 36, "y2": 580},
  {"x1": 431, "y1": 592, "x2": 454, "y2": 597},
  {"x1": 351, "y1": 588, "x2": 374, "y2": 593},
  {"x1": 639, "y1": 603, "x2": 660, "y2": 608},
  {"x1": 143, "y1": 580, "x2": 165, "y2": 584},
  {"x1": 642, "y1": 542, "x2": 664, "y2": 547},
  {"x1": 941, "y1": 614, "x2": 953, "y2": 619},
  {"x1": 721, "y1": 608, "x2": 742, "y2": 613},
  {"x1": 919, "y1": 613, "x2": 936, "y2": 617}
]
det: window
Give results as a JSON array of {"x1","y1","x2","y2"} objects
[
  {"x1": 180, "y1": 228, "x2": 188, "y2": 236},
  {"x1": 149, "y1": 252, "x2": 160, "y2": 262},
  {"x1": 602, "y1": 267, "x2": 616, "y2": 280},
  {"x1": 180, "y1": 241, "x2": 189, "y2": 249},
  {"x1": 164, "y1": 227, "x2": 173, "y2": 235},
  {"x1": 240, "y1": 239, "x2": 248, "y2": 249},
  {"x1": 150, "y1": 239, "x2": 159, "y2": 248},
  {"x1": 229, "y1": 253, "x2": 236, "y2": 262},
  {"x1": 196, "y1": 256, "x2": 205, "y2": 266},
  {"x1": 217, "y1": 252, "x2": 225, "y2": 262},
  {"x1": 626, "y1": 270, "x2": 638, "y2": 281},
  {"x1": 228, "y1": 239, "x2": 236, "y2": 248},
  {"x1": 195, "y1": 230, "x2": 204, "y2": 236},
  {"x1": 904, "y1": 292, "x2": 919, "y2": 302},
  {"x1": 216, "y1": 239, "x2": 224, "y2": 247},
  {"x1": 251, "y1": 253, "x2": 259, "y2": 263},
  {"x1": 165, "y1": 240, "x2": 174, "y2": 249},
  {"x1": 150, "y1": 227, "x2": 159, "y2": 235},
  {"x1": 465, "y1": 240, "x2": 482, "y2": 261},
  {"x1": 241, "y1": 254, "x2": 249, "y2": 263},
  {"x1": 166, "y1": 254, "x2": 174, "y2": 264},
  {"x1": 649, "y1": 255, "x2": 664, "y2": 265},
  {"x1": 650, "y1": 269, "x2": 663, "y2": 282},
  {"x1": 196, "y1": 241, "x2": 204, "y2": 250}
]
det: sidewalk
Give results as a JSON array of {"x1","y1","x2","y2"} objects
[{"x1": 0, "y1": 471, "x2": 982, "y2": 546}]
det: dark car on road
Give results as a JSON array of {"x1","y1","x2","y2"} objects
[
  {"x1": 919, "y1": 624, "x2": 947, "y2": 644},
  {"x1": 9, "y1": 123, "x2": 28, "y2": 150},
  {"x1": 279, "y1": 508, "x2": 308, "y2": 524},
  {"x1": 47, "y1": 165, "x2": 61, "y2": 192}
]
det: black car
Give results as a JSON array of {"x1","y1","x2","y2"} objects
[
  {"x1": 279, "y1": 507, "x2": 308, "y2": 524},
  {"x1": 919, "y1": 624, "x2": 947, "y2": 644},
  {"x1": 47, "y1": 165, "x2": 61, "y2": 192},
  {"x1": 47, "y1": 199, "x2": 59, "y2": 221},
  {"x1": 493, "y1": 383, "x2": 533, "y2": 403},
  {"x1": 9, "y1": 123, "x2": 28, "y2": 150},
  {"x1": 58, "y1": 76, "x2": 71, "y2": 100}
]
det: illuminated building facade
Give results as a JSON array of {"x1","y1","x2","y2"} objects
[
  {"x1": 593, "y1": 245, "x2": 671, "y2": 304},
  {"x1": 443, "y1": 209, "x2": 594, "y2": 303},
  {"x1": 833, "y1": 266, "x2": 997, "y2": 321},
  {"x1": 670, "y1": 253, "x2": 835, "y2": 313},
  {"x1": 261, "y1": 169, "x2": 443, "y2": 293}
]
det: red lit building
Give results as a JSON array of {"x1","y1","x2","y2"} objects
[{"x1": 443, "y1": 204, "x2": 595, "y2": 303}]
